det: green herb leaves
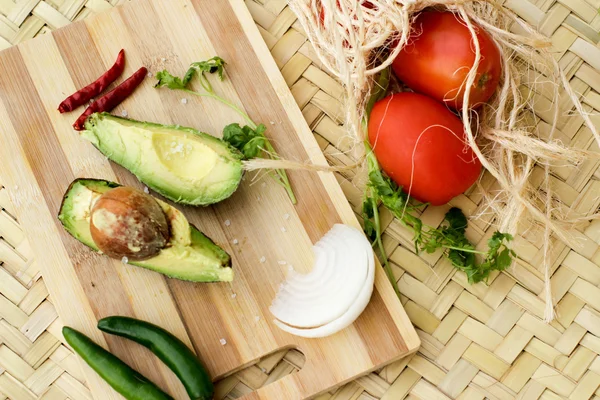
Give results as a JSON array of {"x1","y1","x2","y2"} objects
[
  {"x1": 476, "y1": 232, "x2": 515, "y2": 282},
  {"x1": 363, "y1": 147, "x2": 514, "y2": 285},
  {"x1": 155, "y1": 57, "x2": 226, "y2": 91},
  {"x1": 155, "y1": 70, "x2": 187, "y2": 90},
  {"x1": 361, "y1": 196, "x2": 377, "y2": 242},
  {"x1": 223, "y1": 123, "x2": 267, "y2": 159},
  {"x1": 445, "y1": 207, "x2": 468, "y2": 232},
  {"x1": 430, "y1": 210, "x2": 514, "y2": 284},
  {"x1": 189, "y1": 57, "x2": 226, "y2": 80},
  {"x1": 364, "y1": 151, "x2": 423, "y2": 249}
]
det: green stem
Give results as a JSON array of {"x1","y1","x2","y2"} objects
[
  {"x1": 181, "y1": 88, "x2": 297, "y2": 204},
  {"x1": 391, "y1": 210, "x2": 422, "y2": 231},
  {"x1": 371, "y1": 191, "x2": 401, "y2": 299},
  {"x1": 182, "y1": 89, "x2": 255, "y2": 128},
  {"x1": 442, "y1": 246, "x2": 486, "y2": 254}
]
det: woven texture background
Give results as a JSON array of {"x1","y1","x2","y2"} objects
[{"x1": 1, "y1": 0, "x2": 600, "y2": 399}]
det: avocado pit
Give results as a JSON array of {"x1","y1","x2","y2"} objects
[{"x1": 90, "y1": 186, "x2": 170, "y2": 261}]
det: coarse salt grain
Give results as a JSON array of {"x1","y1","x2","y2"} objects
[
  {"x1": 147, "y1": 71, "x2": 153, "y2": 78},
  {"x1": 280, "y1": 227, "x2": 286, "y2": 232},
  {"x1": 269, "y1": 121, "x2": 275, "y2": 125},
  {"x1": 219, "y1": 338, "x2": 227, "y2": 345},
  {"x1": 143, "y1": 186, "x2": 149, "y2": 194},
  {"x1": 170, "y1": 143, "x2": 184, "y2": 154},
  {"x1": 161, "y1": 57, "x2": 166, "y2": 62},
  {"x1": 257, "y1": 196, "x2": 261, "y2": 201},
  {"x1": 181, "y1": 98, "x2": 188, "y2": 105},
  {"x1": 231, "y1": 293, "x2": 237, "y2": 299},
  {"x1": 121, "y1": 110, "x2": 128, "y2": 117},
  {"x1": 278, "y1": 260, "x2": 287, "y2": 265},
  {"x1": 255, "y1": 316, "x2": 260, "y2": 322},
  {"x1": 121, "y1": 256, "x2": 129, "y2": 264},
  {"x1": 224, "y1": 219, "x2": 231, "y2": 226},
  {"x1": 260, "y1": 256, "x2": 266, "y2": 263},
  {"x1": 232, "y1": 239, "x2": 239, "y2": 245}
]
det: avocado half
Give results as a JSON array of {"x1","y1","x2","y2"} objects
[
  {"x1": 82, "y1": 113, "x2": 244, "y2": 206},
  {"x1": 58, "y1": 179, "x2": 233, "y2": 282}
]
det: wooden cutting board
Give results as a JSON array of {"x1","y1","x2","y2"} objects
[{"x1": 0, "y1": 0, "x2": 420, "y2": 398}]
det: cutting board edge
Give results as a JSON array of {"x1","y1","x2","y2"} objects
[{"x1": 241, "y1": 339, "x2": 421, "y2": 400}]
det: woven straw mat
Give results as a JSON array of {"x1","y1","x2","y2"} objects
[{"x1": 1, "y1": 0, "x2": 600, "y2": 399}]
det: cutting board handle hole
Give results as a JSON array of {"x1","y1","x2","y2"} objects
[{"x1": 216, "y1": 346, "x2": 305, "y2": 397}]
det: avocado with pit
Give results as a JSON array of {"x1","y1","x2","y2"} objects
[
  {"x1": 58, "y1": 178, "x2": 233, "y2": 282},
  {"x1": 81, "y1": 113, "x2": 243, "y2": 206}
]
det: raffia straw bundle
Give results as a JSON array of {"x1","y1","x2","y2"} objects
[{"x1": 270, "y1": 0, "x2": 600, "y2": 323}]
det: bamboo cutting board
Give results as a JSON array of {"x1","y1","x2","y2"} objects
[{"x1": 0, "y1": 0, "x2": 420, "y2": 399}]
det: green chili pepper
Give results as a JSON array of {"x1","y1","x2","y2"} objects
[
  {"x1": 98, "y1": 316, "x2": 214, "y2": 400},
  {"x1": 62, "y1": 326, "x2": 173, "y2": 400}
]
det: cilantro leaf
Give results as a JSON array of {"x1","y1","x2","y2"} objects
[
  {"x1": 189, "y1": 57, "x2": 226, "y2": 80},
  {"x1": 222, "y1": 123, "x2": 267, "y2": 159},
  {"x1": 155, "y1": 57, "x2": 226, "y2": 91},
  {"x1": 154, "y1": 70, "x2": 188, "y2": 90},
  {"x1": 445, "y1": 207, "x2": 468, "y2": 233},
  {"x1": 222, "y1": 123, "x2": 248, "y2": 149},
  {"x1": 441, "y1": 211, "x2": 514, "y2": 284},
  {"x1": 361, "y1": 196, "x2": 377, "y2": 242}
]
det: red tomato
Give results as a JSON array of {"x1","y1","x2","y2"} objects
[
  {"x1": 368, "y1": 93, "x2": 481, "y2": 205},
  {"x1": 392, "y1": 11, "x2": 502, "y2": 110}
]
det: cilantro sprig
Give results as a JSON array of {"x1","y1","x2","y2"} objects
[
  {"x1": 155, "y1": 57, "x2": 296, "y2": 204},
  {"x1": 222, "y1": 123, "x2": 267, "y2": 159},
  {"x1": 362, "y1": 67, "x2": 515, "y2": 293},
  {"x1": 363, "y1": 149, "x2": 514, "y2": 285}
]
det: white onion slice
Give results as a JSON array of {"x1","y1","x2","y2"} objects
[
  {"x1": 270, "y1": 224, "x2": 375, "y2": 337},
  {"x1": 270, "y1": 225, "x2": 368, "y2": 327},
  {"x1": 275, "y1": 228, "x2": 366, "y2": 307}
]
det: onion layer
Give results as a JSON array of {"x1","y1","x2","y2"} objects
[{"x1": 270, "y1": 224, "x2": 375, "y2": 338}]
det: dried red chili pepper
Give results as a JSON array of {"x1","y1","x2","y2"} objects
[
  {"x1": 73, "y1": 66, "x2": 148, "y2": 131},
  {"x1": 58, "y1": 49, "x2": 126, "y2": 113}
]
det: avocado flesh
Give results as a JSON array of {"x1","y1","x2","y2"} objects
[
  {"x1": 58, "y1": 179, "x2": 233, "y2": 282},
  {"x1": 82, "y1": 113, "x2": 243, "y2": 206}
]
